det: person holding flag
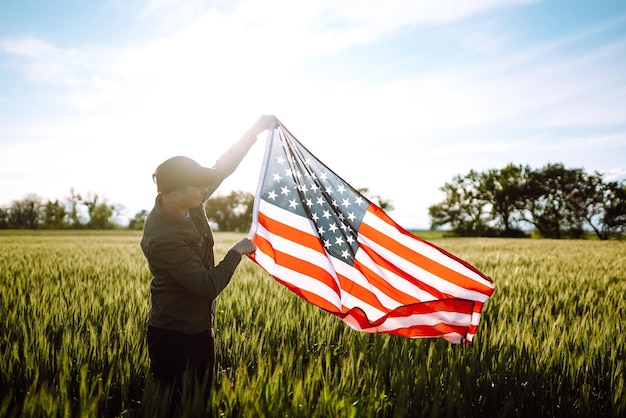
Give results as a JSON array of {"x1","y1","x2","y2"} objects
[{"x1": 140, "y1": 115, "x2": 277, "y2": 405}]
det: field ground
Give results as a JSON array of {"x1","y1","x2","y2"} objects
[{"x1": 0, "y1": 230, "x2": 624, "y2": 417}]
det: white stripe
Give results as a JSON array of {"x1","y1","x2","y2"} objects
[
  {"x1": 255, "y1": 220, "x2": 340, "y2": 282},
  {"x1": 362, "y1": 211, "x2": 494, "y2": 290},
  {"x1": 471, "y1": 311, "x2": 481, "y2": 326},
  {"x1": 254, "y1": 245, "x2": 343, "y2": 311},
  {"x1": 254, "y1": 221, "x2": 333, "y2": 277},
  {"x1": 358, "y1": 228, "x2": 491, "y2": 303},
  {"x1": 330, "y1": 256, "x2": 404, "y2": 316},
  {"x1": 353, "y1": 247, "x2": 437, "y2": 302},
  {"x1": 377, "y1": 310, "x2": 471, "y2": 330},
  {"x1": 341, "y1": 312, "x2": 467, "y2": 344},
  {"x1": 259, "y1": 199, "x2": 319, "y2": 235},
  {"x1": 339, "y1": 291, "x2": 387, "y2": 321},
  {"x1": 362, "y1": 236, "x2": 491, "y2": 303}
]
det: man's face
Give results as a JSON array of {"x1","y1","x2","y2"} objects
[{"x1": 176, "y1": 185, "x2": 207, "y2": 208}]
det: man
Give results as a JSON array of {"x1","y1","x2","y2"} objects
[{"x1": 140, "y1": 115, "x2": 277, "y2": 403}]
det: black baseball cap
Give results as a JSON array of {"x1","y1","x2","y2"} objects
[{"x1": 152, "y1": 156, "x2": 216, "y2": 193}]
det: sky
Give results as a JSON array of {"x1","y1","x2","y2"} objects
[{"x1": 1, "y1": 0, "x2": 625, "y2": 229}]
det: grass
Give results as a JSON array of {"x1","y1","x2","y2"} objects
[{"x1": 0, "y1": 231, "x2": 624, "y2": 417}]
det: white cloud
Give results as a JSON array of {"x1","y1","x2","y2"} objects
[{"x1": 604, "y1": 167, "x2": 626, "y2": 181}]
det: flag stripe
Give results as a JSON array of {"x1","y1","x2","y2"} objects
[
  {"x1": 352, "y1": 256, "x2": 423, "y2": 306},
  {"x1": 364, "y1": 205, "x2": 493, "y2": 288},
  {"x1": 253, "y1": 234, "x2": 343, "y2": 312},
  {"x1": 360, "y1": 206, "x2": 494, "y2": 298},
  {"x1": 357, "y1": 243, "x2": 441, "y2": 301},
  {"x1": 359, "y1": 230, "x2": 491, "y2": 303}
]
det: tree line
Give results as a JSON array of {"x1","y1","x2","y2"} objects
[
  {"x1": 0, "y1": 189, "x2": 136, "y2": 230},
  {"x1": 428, "y1": 163, "x2": 626, "y2": 239},
  {"x1": 5, "y1": 165, "x2": 622, "y2": 239},
  {"x1": 1, "y1": 187, "x2": 393, "y2": 232}
]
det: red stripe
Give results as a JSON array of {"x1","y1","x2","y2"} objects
[
  {"x1": 253, "y1": 230, "x2": 342, "y2": 297},
  {"x1": 337, "y1": 301, "x2": 472, "y2": 338},
  {"x1": 257, "y1": 210, "x2": 322, "y2": 252},
  {"x1": 272, "y1": 274, "x2": 342, "y2": 314},
  {"x1": 361, "y1": 206, "x2": 494, "y2": 296},
  {"x1": 335, "y1": 271, "x2": 392, "y2": 315},
  {"x1": 367, "y1": 205, "x2": 493, "y2": 284},
  {"x1": 352, "y1": 256, "x2": 423, "y2": 306},
  {"x1": 358, "y1": 242, "x2": 447, "y2": 301}
]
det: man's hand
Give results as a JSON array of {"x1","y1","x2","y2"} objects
[
  {"x1": 248, "y1": 114, "x2": 279, "y2": 138},
  {"x1": 231, "y1": 238, "x2": 257, "y2": 255}
]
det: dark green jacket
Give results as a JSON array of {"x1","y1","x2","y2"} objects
[
  {"x1": 141, "y1": 199, "x2": 242, "y2": 334},
  {"x1": 141, "y1": 133, "x2": 256, "y2": 335}
]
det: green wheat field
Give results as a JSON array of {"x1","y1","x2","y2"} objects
[{"x1": 1, "y1": 230, "x2": 624, "y2": 417}]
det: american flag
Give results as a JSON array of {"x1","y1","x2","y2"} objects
[{"x1": 247, "y1": 124, "x2": 494, "y2": 343}]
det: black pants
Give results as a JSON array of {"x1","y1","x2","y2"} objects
[{"x1": 147, "y1": 326, "x2": 215, "y2": 403}]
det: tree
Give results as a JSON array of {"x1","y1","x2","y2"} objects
[
  {"x1": 600, "y1": 180, "x2": 626, "y2": 238},
  {"x1": 66, "y1": 188, "x2": 85, "y2": 228},
  {"x1": 518, "y1": 163, "x2": 587, "y2": 239},
  {"x1": 204, "y1": 191, "x2": 255, "y2": 232},
  {"x1": 7, "y1": 194, "x2": 42, "y2": 229},
  {"x1": 89, "y1": 203, "x2": 114, "y2": 229},
  {"x1": 81, "y1": 192, "x2": 119, "y2": 229},
  {"x1": 478, "y1": 164, "x2": 529, "y2": 237},
  {"x1": 428, "y1": 170, "x2": 490, "y2": 236},
  {"x1": 128, "y1": 209, "x2": 149, "y2": 230},
  {"x1": 0, "y1": 207, "x2": 8, "y2": 228},
  {"x1": 42, "y1": 199, "x2": 68, "y2": 229},
  {"x1": 566, "y1": 171, "x2": 610, "y2": 239}
]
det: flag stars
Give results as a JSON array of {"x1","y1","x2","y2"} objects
[{"x1": 264, "y1": 140, "x2": 364, "y2": 265}]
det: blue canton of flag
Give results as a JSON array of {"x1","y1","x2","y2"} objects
[{"x1": 260, "y1": 128, "x2": 367, "y2": 264}]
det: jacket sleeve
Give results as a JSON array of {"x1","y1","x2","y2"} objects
[{"x1": 147, "y1": 234, "x2": 242, "y2": 300}]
